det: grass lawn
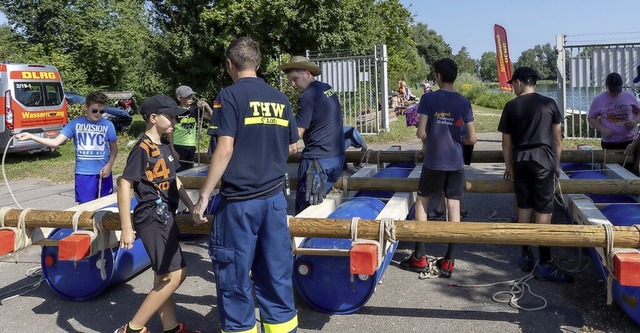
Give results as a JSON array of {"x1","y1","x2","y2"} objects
[{"x1": 1, "y1": 107, "x2": 602, "y2": 183}]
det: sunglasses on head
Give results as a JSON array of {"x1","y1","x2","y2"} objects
[{"x1": 91, "y1": 109, "x2": 106, "y2": 114}]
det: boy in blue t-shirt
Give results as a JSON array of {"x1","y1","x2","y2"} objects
[
  {"x1": 16, "y1": 91, "x2": 118, "y2": 203},
  {"x1": 400, "y1": 58, "x2": 477, "y2": 278}
]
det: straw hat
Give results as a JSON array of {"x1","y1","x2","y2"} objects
[{"x1": 278, "y1": 56, "x2": 322, "y2": 76}]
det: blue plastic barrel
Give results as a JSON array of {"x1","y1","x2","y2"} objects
[
  {"x1": 592, "y1": 204, "x2": 640, "y2": 324},
  {"x1": 41, "y1": 227, "x2": 150, "y2": 301},
  {"x1": 601, "y1": 204, "x2": 640, "y2": 227},
  {"x1": 293, "y1": 197, "x2": 389, "y2": 314},
  {"x1": 293, "y1": 163, "x2": 415, "y2": 314},
  {"x1": 560, "y1": 162, "x2": 593, "y2": 173}
]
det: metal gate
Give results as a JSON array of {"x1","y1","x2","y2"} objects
[
  {"x1": 556, "y1": 34, "x2": 640, "y2": 139},
  {"x1": 305, "y1": 45, "x2": 389, "y2": 135}
]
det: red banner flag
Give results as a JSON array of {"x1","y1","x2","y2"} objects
[{"x1": 494, "y1": 24, "x2": 512, "y2": 92}]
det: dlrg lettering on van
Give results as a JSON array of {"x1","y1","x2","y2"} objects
[{"x1": 0, "y1": 63, "x2": 68, "y2": 153}]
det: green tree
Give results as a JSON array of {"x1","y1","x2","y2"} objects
[
  {"x1": 149, "y1": 0, "x2": 416, "y2": 96},
  {"x1": 1, "y1": 0, "x2": 154, "y2": 95},
  {"x1": 515, "y1": 43, "x2": 557, "y2": 80},
  {"x1": 453, "y1": 46, "x2": 477, "y2": 75},
  {"x1": 411, "y1": 22, "x2": 452, "y2": 80},
  {"x1": 479, "y1": 51, "x2": 498, "y2": 82}
]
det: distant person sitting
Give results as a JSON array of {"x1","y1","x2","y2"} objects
[
  {"x1": 406, "y1": 86, "x2": 418, "y2": 102},
  {"x1": 588, "y1": 72, "x2": 640, "y2": 150},
  {"x1": 422, "y1": 81, "x2": 432, "y2": 94}
]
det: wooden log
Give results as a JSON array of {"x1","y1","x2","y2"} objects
[
  {"x1": 0, "y1": 208, "x2": 212, "y2": 234},
  {"x1": 4, "y1": 208, "x2": 640, "y2": 249},
  {"x1": 180, "y1": 176, "x2": 640, "y2": 194},
  {"x1": 288, "y1": 218, "x2": 640, "y2": 248},
  {"x1": 195, "y1": 149, "x2": 626, "y2": 165}
]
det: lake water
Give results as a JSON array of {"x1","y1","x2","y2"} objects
[
  {"x1": 536, "y1": 83, "x2": 601, "y2": 112},
  {"x1": 534, "y1": 83, "x2": 640, "y2": 112}
]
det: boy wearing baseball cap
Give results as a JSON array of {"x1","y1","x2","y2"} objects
[{"x1": 115, "y1": 95, "x2": 200, "y2": 333}]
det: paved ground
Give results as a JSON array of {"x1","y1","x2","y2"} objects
[{"x1": 0, "y1": 132, "x2": 637, "y2": 332}]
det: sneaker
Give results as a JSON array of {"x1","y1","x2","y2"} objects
[
  {"x1": 460, "y1": 210, "x2": 468, "y2": 221},
  {"x1": 534, "y1": 262, "x2": 574, "y2": 283},
  {"x1": 436, "y1": 258, "x2": 455, "y2": 278},
  {"x1": 429, "y1": 210, "x2": 445, "y2": 220},
  {"x1": 399, "y1": 255, "x2": 428, "y2": 273},
  {"x1": 176, "y1": 323, "x2": 202, "y2": 333},
  {"x1": 518, "y1": 252, "x2": 535, "y2": 273},
  {"x1": 114, "y1": 325, "x2": 149, "y2": 333}
]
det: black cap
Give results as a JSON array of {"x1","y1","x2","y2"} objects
[
  {"x1": 606, "y1": 72, "x2": 623, "y2": 94},
  {"x1": 507, "y1": 67, "x2": 540, "y2": 84},
  {"x1": 139, "y1": 95, "x2": 184, "y2": 119},
  {"x1": 633, "y1": 65, "x2": 640, "y2": 84}
]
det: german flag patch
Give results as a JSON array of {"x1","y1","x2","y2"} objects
[{"x1": 213, "y1": 101, "x2": 221, "y2": 108}]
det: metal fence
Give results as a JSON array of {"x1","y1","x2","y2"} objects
[
  {"x1": 556, "y1": 35, "x2": 640, "y2": 139},
  {"x1": 305, "y1": 46, "x2": 389, "y2": 135}
]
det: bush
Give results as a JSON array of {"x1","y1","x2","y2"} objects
[
  {"x1": 67, "y1": 104, "x2": 85, "y2": 120},
  {"x1": 453, "y1": 73, "x2": 512, "y2": 110},
  {"x1": 474, "y1": 91, "x2": 513, "y2": 110}
]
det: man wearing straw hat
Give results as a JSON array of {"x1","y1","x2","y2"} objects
[{"x1": 279, "y1": 56, "x2": 346, "y2": 214}]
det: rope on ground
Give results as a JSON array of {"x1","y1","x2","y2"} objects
[
  {"x1": 0, "y1": 266, "x2": 44, "y2": 304},
  {"x1": 447, "y1": 262, "x2": 548, "y2": 311},
  {"x1": 417, "y1": 256, "x2": 441, "y2": 280}
]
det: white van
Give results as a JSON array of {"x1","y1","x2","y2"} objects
[{"x1": 0, "y1": 63, "x2": 68, "y2": 153}]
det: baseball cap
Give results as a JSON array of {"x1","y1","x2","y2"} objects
[
  {"x1": 633, "y1": 65, "x2": 640, "y2": 84},
  {"x1": 139, "y1": 95, "x2": 184, "y2": 119},
  {"x1": 175, "y1": 85, "x2": 195, "y2": 98},
  {"x1": 507, "y1": 67, "x2": 540, "y2": 84},
  {"x1": 605, "y1": 72, "x2": 623, "y2": 94}
]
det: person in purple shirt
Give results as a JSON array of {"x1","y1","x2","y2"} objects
[{"x1": 588, "y1": 72, "x2": 640, "y2": 150}]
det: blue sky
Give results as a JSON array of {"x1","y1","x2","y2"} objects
[{"x1": 400, "y1": 0, "x2": 640, "y2": 61}]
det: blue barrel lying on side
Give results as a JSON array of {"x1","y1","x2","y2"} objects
[
  {"x1": 40, "y1": 195, "x2": 219, "y2": 301},
  {"x1": 41, "y1": 226, "x2": 150, "y2": 301},
  {"x1": 591, "y1": 204, "x2": 640, "y2": 326},
  {"x1": 293, "y1": 164, "x2": 413, "y2": 314},
  {"x1": 565, "y1": 166, "x2": 640, "y2": 325}
]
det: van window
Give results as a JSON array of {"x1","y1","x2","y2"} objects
[{"x1": 14, "y1": 81, "x2": 64, "y2": 107}]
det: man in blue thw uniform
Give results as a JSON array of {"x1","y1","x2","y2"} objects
[
  {"x1": 279, "y1": 56, "x2": 345, "y2": 214},
  {"x1": 192, "y1": 37, "x2": 299, "y2": 333}
]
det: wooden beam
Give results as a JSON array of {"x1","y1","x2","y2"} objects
[
  {"x1": 5, "y1": 208, "x2": 640, "y2": 249},
  {"x1": 196, "y1": 149, "x2": 627, "y2": 165},
  {"x1": 288, "y1": 218, "x2": 640, "y2": 248},
  {"x1": 181, "y1": 175, "x2": 640, "y2": 194}
]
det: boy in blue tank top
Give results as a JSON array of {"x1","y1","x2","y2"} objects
[{"x1": 16, "y1": 91, "x2": 118, "y2": 203}]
